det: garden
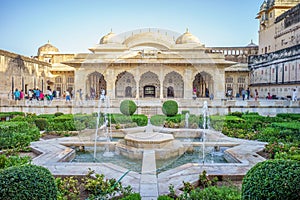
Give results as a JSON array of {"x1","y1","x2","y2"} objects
[{"x1": 0, "y1": 100, "x2": 299, "y2": 199}]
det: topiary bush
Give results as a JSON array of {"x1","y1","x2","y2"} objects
[
  {"x1": 0, "y1": 165, "x2": 57, "y2": 200},
  {"x1": 120, "y1": 100, "x2": 137, "y2": 116},
  {"x1": 35, "y1": 118, "x2": 48, "y2": 130},
  {"x1": 242, "y1": 159, "x2": 300, "y2": 200},
  {"x1": 162, "y1": 100, "x2": 178, "y2": 117}
]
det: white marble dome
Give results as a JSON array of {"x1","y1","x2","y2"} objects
[
  {"x1": 175, "y1": 29, "x2": 201, "y2": 44},
  {"x1": 99, "y1": 31, "x2": 121, "y2": 44}
]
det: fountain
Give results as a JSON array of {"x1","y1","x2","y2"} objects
[
  {"x1": 93, "y1": 91, "x2": 113, "y2": 159},
  {"x1": 185, "y1": 112, "x2": 189, "y2": 128},
  {"x1": 201, "y1": 101, "x2": 210, "y2": 163},
  {"x1": 115, "y1": 119, "x2": 187, "y2": 160}
]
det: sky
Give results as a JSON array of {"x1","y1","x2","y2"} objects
[{"x1": 0, "y1": 0, "x2": 263, "y2": 57}]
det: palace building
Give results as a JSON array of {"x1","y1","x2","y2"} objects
[
  {"x1": 249, "y1": 0, "x2": 300, "y2": 98},
  {"x1": 61, "y1": 28, "x2": 236, "y2": 100},
  {"x1": 0, "y1": 28, "x2": 259, "y2": 101}
]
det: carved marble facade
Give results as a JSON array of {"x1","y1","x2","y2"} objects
[{"x1": 64, "y1": 28, "x2": 235, "y2": 100}]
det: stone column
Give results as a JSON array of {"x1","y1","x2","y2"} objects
[
  {"x1": 106, "y1": 68, "x2": 115, "y2": 99},
  {"x1": 184, "y1": 68, "x2": 193, "y2": 99},
  {"x1": 213, "y1": 66, "x2": 226, "y2": 99},
  {"x1": 134, "y1": 67, "x2": 141, "y2": 99}
]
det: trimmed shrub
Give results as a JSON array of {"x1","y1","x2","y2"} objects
[
  {"x1": 150, "y1": 115, "x2": 167, "y2": 126},
  {"x1": 242, "y1": 159, "x2": 300, "y2": 200},
  {"x1": 35, "y1": 118, "x2": 48, "y2": 130},
  {"x1": 162, "y1": 100, "x2": 178, "y2": 117},
  {"x1": 54, "y1": 112, "x2": 64, "y2": 117},
  {"x1": 0, "y1": 121, "x2": 40, "y2": 149},
  {"x1": 189, "y1": 186, "x2": 241, "y2": 200},
  {"x1": 0, "y1": 165, "x2": 57, "y2": 200},
  {"x1": 131, "y1": 114, "x2": 148, "y2": 126},
  {"x1": 0, "y1": 154, "x2": 31, "y2": 169},
  {"x1": 120, "y1": 100, "x2": 137, "y2": 116},
  {"x1": 120, "y1": 193, "x2": 141, "y2": 200}
]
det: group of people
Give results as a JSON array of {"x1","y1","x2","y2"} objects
[{"x1": 13, "y1": 88, "x2": 60, "y2": 102}]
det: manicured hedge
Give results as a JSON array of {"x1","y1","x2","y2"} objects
[
  {"x1": 242, "y1": 159, "x2": 300, "y2": 200},
  {"x1": 150, "y1": 115, "x2": 166, "y2": 126},
  {"x1": 120, "y1": 100, "x2": 137, "y2": 116},
  {"x1": 0, "y1": 165, "x2": 57, "y2": 200},
  {"x1": 162, "y1": 100, "x2": 178, "y2": 117},
  {"x1": 0, "y1": 112, "x2": 25, "y2": 119},
  {"x1": 0, "y1": 121, "x2": 40, "y2": 149},
  {"x1": 131, "y1": 114, "x2": 148, "y2": 126}
]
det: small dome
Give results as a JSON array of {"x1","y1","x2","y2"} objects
[
  {"x1": 247, "y1": 39, "x2": 257, "y2": 47},
  {"x1": 38, "y1": 41, "x2": 59, "y2": 55},
  {"x1": 99, "y1": 31, "x2": 121, "y2": 44},
  {"x1": 175, "y1": 29, "x2": 201, "y2": 44}
]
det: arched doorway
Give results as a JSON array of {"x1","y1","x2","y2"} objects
[
  {"x1": 115, "y1": 71, "x2": 136, "y2": 98},
  {"x1": 167, "y1": 86, "x2": 174, "y2": 97},
  {"x1": 163, "y1": 71, "x2": 184, "y2": 98},
  {"x1": 125, "y1": 86, "x2": 132, "y2": 97},
  {"x1": 86, "y1": 71, "x2": 106, "y2": 99},
  {"x1": 139, "y1": 71, "x2": 160, "y2": 98},
  {"x1": 193, "y1": 72, "x2": 213, "y2": 98}
]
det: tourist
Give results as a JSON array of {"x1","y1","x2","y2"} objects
[
  {"x1": 28, "y1": 89, "x2": 33, "y2": 101},
  {"x1": 267, "y1": 92, "x2": 272, "y2": 100},
  {"x1": 20, "y1": 89, "x2": 24, "y2": 100},
  {"x1": 205, "y1": 88, "x2": 209, "y2": 98},
  {"x1": 292, "y1": 89, "x2": 298, "y2": 101},
  {"x1": 254, "y1": 89, "x2": 258, "y2": 101},
  {"x1": 247, "y1": 88, "x2": 250, "y2": 100},
  {"x1": 14, "y1": 88, "x2": 20, "y2": 100},
  {"x1": 241, "y1": 89, "x2": 246, "y2": 101},
  {"x1": 65, "y1": 91, "x2": 71, "y2": 102},
  {"x1": 193, "y1": 87, "x2": 197, "y2": 100}
]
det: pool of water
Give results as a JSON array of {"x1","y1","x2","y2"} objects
[
  {"x1": 156, "y1": 147, "x2": 230, "y2": 174},
  {"x1": 71, "y1": 147, "x2": 142, "y2": 173}
]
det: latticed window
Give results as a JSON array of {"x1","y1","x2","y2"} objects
[
  {"x1": 55, "y1": 76, "x2": 62, "y2": 83},
  {"x1": 67, "y1": 76, "x2": 74, "y2": 83},
  {"x1": 238, "y1": 77, "x2": 245, "y2": 83},
  {"x1": 225, "y1": 77, "x2": 233, "y2": 83}
]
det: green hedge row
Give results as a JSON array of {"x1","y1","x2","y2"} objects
[
  {"x1": 0, "y1": 121, "x2": 40, "y2": 149},
  {"x1": 0, "y1": 112, "x2": 25, "y2": 119}
]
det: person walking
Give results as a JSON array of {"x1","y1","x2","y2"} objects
[
  {"x1": 292, "y1": 89, "x2": 298, "y2": 101},
  {"x1": 254, "y1": 89, "x2": 258, "y2": 101},
  {"x1": 247, "y1": 88, "x2": 250, "y2": 100},
  {"x1": 241, "y1": 89, "x2": 246, "y2": 101},
  {"x1": 65, "y1": 91, "x2": 71, "y2": 102},
  {"x1": 14, "y1": 88, "x2": 20, "y2": 101}
]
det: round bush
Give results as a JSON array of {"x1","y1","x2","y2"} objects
[
  {"x1": 162, "y1": 100, "x2": 178, "y2": 117},
  {"x1": 35, "y1": 118, "x2": 48, "y2": 130},
  {"x1": 242, "y1": 159, "x2": 300, "y2": 200},
  {"x1": 120, "y1": 100, "x2": 137, "y2": 116},
  {"x1": 0, "y1": 165, "x2": 57, "y2": 200}
]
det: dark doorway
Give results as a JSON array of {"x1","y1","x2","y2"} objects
[
  {"x1": 125, "y1": 86, "x2": 132, "y2": 97},
  {"x1": 144, "y1": 85, "x2": 155, "y2": 97},
  {"x1": 167, "y1": 86, "x2": 174, "y2": 98}
]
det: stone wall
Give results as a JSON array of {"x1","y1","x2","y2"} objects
[{"x1": 1, "y1": 99, "x2": 299, "y2": 117}]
